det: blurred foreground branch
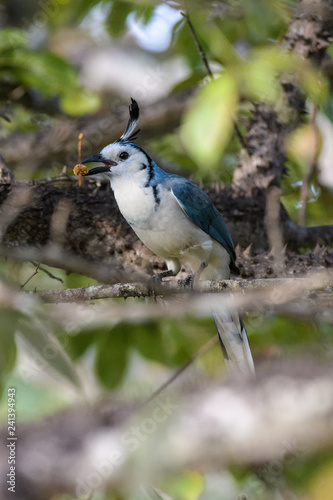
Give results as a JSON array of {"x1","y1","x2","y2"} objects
[
  {"x1": 2, "y1": 362, "x2": 333, "y2": 499},
  {"x1": 0, "y1": 91, "x2": 192, "y2": 172}
]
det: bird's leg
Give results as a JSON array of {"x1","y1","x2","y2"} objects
[
  {"x1": 148, "y1": 269, "x2": 176, "y2": 299},
  {"x1": 150, "y1": 269, "x2": 175, "y2": 283},
  {"x1": 178, "y1": 262, "x2": 207, "y2": 290}
]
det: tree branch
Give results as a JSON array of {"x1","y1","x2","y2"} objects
[
  {"x1": 1, "y1": 177, "x2": 333, "y2": 278},
  {"x1": 31, "y1": 275, "x2": 332, "y2": 303},
  {"x1": 0, "y1": 91, "x2": 192, "y2": 172},
  {"x1": 234, "y1": 0, "x2": 333, "y2": 192}
]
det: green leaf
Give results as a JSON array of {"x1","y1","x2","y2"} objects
[
  {"x1": 151, "y1": 133, "x2": 199, "y2": 173},
  {"x1": 0, "y1": 28, "x2": 26, "y2": 51},
  {"x1": 302, "y1": 459, "x2": 333, "y2": 500},
  {"x1": 180, "y1": 74, "x2": 238, "y2": 169},
  {"x1": 159, "y1": 471, "x2": 205, "y2": 500},
  {"x1": 173, "y1": 18, "x2": 203, "y2": 71},
  {"x1": 238, "y1": 47, "x2": 328, "y2": 106},
  {"x1": 60, "y1": 89, "x2": 100, "y2": 116},
  {"x1": 65, "y1": 330, "x2": 96, "y2": 360},
  {"x1": 106, "y1": 1, "x2": 134, "y2": 37},
  {"x1": 0, "y1": 308, "x2": 19, "y2": 394},
  {"x1": 9, "y1": 50, "x2": 78, "y2": 98},
  {"x1": 243, "y1": 55, "x2": 280, "y2": 103},
  {"x1": 171, "y1": 71, "x2": 208, "y2": 94},
  {"x1": 134, "y1": 4, "x2": 155, "y2": 25},
  {"x1": 239, "y1": 47, "x2": 294, "y2": 103},
  {"x1": 160, "y1": 319, "x2": 193, "y2": 366},
  {"x1": 323, "y1": 96, "x2": 333, "y2": 123},
  {"x1": 133, "y1": 319, "x2": 197, "y2": 367},
  {"x1": 94, "y1": 325, "x2": 130, "y2": 389},
  {"x1": 0, "y1": 42, "x2": 100, "y2": 116},
  {"x1": 134, "y1": 321, "x2": 166, "y2": 363},
  {"x1": 18, "y1": 315, "x2": 81, "y2": 389},
  {"x1": 60, "y1": 0, "x2": 102, "y2": 25}
]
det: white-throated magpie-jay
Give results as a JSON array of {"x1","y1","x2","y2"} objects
[{"x1": 83, "y1": 99, "x2": 255, "y2": 377}]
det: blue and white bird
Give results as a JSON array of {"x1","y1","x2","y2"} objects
[{"x1": 83, "y1": 99, "x2": 255, "y2": 378}]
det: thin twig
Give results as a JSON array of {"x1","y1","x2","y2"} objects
[
  {"x1": 233, "y1": 120, "x2": 249, "y2": 150},
  {"x1": 0, "y1": 243, "x2": 147, "y2": 286},
  {"x1": 181, "y1": 11, "x2": 213, "y2": 77},
  {"x1": 31, "y1": 261, "x2": 64, "y2": 284},
  {"x1": 144, "y1": 335, "x2": 218, "y2": 405},
  {"x1": 78, "y1": 132, "x2": 83, "y2": 188},
  {"x1": 181, "y1": 11, "x2": 247, "y2": 152},
  {"x1": 20, "y1": 262, "x2": 41, "y2": 289}
]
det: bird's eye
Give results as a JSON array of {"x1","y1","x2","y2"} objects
[{"x1": 119, "y1": 151, "x2": 129, "y2": 160}]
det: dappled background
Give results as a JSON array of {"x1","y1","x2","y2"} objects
[{"x1": 0, "y1": 1, "x2": 333, "y2": 499}]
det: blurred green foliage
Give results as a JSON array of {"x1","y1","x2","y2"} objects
[
  {"x1": 0, "y1": 27, "x2": 100, "y2": 119},
  {"x1": 0, "y1": 1, "x2": 332, "y2": 499},
  {"x1": 0, "y1": 309, "x2": 18, "y2": 395}
]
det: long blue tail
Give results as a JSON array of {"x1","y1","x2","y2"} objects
[{"x1": 213, "y1": 307, "x2": 255, "y2": 378}]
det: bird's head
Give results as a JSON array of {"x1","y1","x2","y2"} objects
[{"x1": 83, "y1": 98, "x2": 149, "y2": 178}]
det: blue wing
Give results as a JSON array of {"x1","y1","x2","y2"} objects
[{"x1": 169, "y1": 176, "x2": 238, "y2": 273}]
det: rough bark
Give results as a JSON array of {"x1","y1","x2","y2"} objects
[
  {"x1": 234, "y1": 0, "x2": 333, "y2": 193},
  {"x1": 32, "y1": 275, "x2": 332, "y2": 306},
  {"x1": 0, "y1": 90, "x2": 192, "y2": 173},
  {"x1": 282, "y1": 0, "x2": 333, "y2": 58},
  {"x1": 0, "y1": 177, "x2": 332, "y2": 282},
  {"x1": 1, "y1": 0, "x2": 332, "y2": 277}
]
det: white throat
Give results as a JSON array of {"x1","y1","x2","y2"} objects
[{"x1": 110, "y1": 170, "x2": 157, "y2": 229}]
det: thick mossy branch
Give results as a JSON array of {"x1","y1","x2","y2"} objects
[{"x1": 0, "y1": 177, "x2": 332, "y2": 279}]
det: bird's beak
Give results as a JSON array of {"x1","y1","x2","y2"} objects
[
  {"x1": 84, "y1": 165, "x2": 112, "y2": 176},
  {"x1": 82, "y1": 154, "x2": 117, "y2": 176}
]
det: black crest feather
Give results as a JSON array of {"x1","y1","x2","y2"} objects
[{"x1": 120, "y1": 98, "x2": 141, "y2": 142}]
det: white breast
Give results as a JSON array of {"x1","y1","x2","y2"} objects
[
  {"x1": 111, "y1": 176, "x2": 230, "y2": 279},
  {"x1": 128, "y1": 184, "x2": 213, "y2": 259},
  {"x1": 111, "y1": 176, "x2": 156, "y2": 228}
]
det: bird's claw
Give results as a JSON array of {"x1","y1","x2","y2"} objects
[
  {"x1": 148, "y1": 271, "x2": 173, "y2": 300},
  {"x1": 177, "y1": 274, "x2": 195, "y2": 290},
  {"x1": 148, "y1": 274, "x2": 162, "y2": 300}
]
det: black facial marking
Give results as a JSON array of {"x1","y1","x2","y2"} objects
[
  {"x1": 141, "y1": 155, "x2": 159, "y2": 204},
  {"x1": 148, "y1": 164, "x2": 154, "y2": 183},
  {"x1": 144, "y1": 158, "x2": 155, "y2": 188},
  {"x1": 153, "y1": 185, "x2": 160, "y2": 206}
]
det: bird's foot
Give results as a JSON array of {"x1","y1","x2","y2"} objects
[
  {"x1": 178, "y1": 263, "x2": 207, "y2": 291},
  {"x1": 148, "y1": 270, "x2": 174, "y2": 300},
  {"x1": 177, "y1": 275, "x2": 195, "y2": 290}
]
